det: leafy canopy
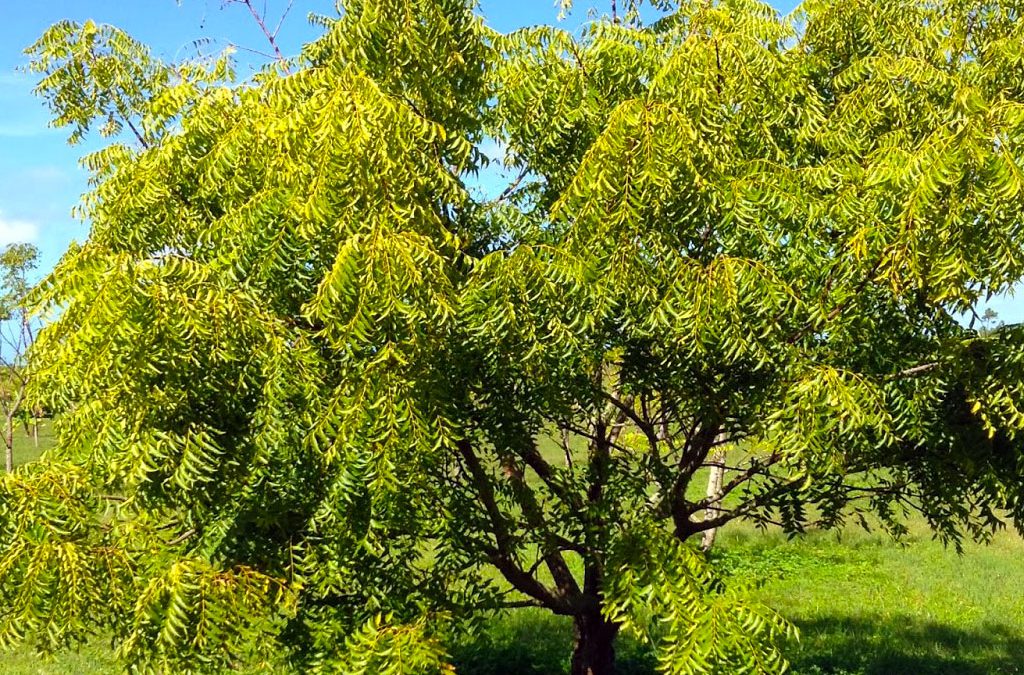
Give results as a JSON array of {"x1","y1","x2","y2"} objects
[{"x1": 6, "y1": 0, "x2": 1024, "y2": 672}]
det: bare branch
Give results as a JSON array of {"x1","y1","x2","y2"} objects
[
  {"x1": 891, "y1": 361, "x2": 940, "y2": 380},
  {"x1": 521, "y1": 440, "x2": 584, "y2": 512},
  {"x1": 231, "y1": 0, "x2": 292, "y2": 72},
  {"x1": 488, "y1": 166, "x2": 529, "y2": 205},
  {"x1": 225, "y1": 41, "x2": 281, "y2": 62},
  {"x1": 271, "y1": 0, "x2": 295, "y2": 39},
  {"x1": 559, "y1": 426, "x2": 574, "y2": 472},
  {"x1": 168, "y1": 529, "x2": 197, "y2": 546},
  {"x1": 125, "y1": 118, "x2": 150, "y2": 149},
  {"x1": 602, "y1": 391, "x2": 659, "y2": 452}
]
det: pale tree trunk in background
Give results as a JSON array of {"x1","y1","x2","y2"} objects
[
  {"x1": 560, "y1": 426, "x2": 573, "y2": 470},
  {"x1": 24, "y1": 412, "x2": 39, "y2": 448},
  {"x1": 701, "y1": 439, "x2": 728, "y2": 551},
  {"x1": 3, "y1": 388, "x2": 27, "y2": 472},
  {"x1": 4, "y1": 415, "x2": 13, "y2": 472}
]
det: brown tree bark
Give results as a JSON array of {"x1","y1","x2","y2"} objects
[{"x1": 570, "y1": 609, "x2": 619, "y2": 675}]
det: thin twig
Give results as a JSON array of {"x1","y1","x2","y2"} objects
[
  {"x1": 125, "y1": 119, "x2": 150, "y2": 149},
  {"x1": 489, "y1": 166, "x2": 530, "y2": 205},
  {"x1": 235, "y1": 0, "x2": 291, "y2": 72},
  {"x1": 272, "y1": 0, "x2": 295, "y2": 39},
  {"x1": 168, "y1": 529, "x2": 197, "y2": 546},
  {"x1": 891, "y1": 362, "x2": 940, "y2": 380},
  {"x1": 226, "y1": 41, "x2": 280, "y2": 62}
]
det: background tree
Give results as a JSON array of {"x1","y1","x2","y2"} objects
[
  {"x1": 5, "y1": 1, "x2": 1024, "y2": 674},
  {"x1": 0, "y1": 243, "x2": 38, "y2": 471}
]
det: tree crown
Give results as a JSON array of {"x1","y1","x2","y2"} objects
[{"x1": 5, "y1": 0, "x2": 1024, "y2": 672}]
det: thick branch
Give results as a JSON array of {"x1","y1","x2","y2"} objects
[
  {"x1": 668, "y1": 422, "x2": 721, "y2": 538},
  {"x1": 502, "y1": 444, "x2": 584, "y2": 604},
  {"x1": 456, "y1": 439, "x2": 569, "y2": 613}
]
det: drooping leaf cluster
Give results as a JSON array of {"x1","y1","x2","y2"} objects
[{"x1": 604, "y1": 526, "x2": 795, "y2": 674}]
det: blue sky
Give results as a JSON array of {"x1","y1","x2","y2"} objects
[{"x1": 1, "y1": 0, "x2": 1018, "y2": 322}]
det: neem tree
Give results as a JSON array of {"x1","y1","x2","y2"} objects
[
  {"x1": 5, "y1": 0, "x2": 1024, "y2": 673},
  {"x1": 0, "y1": 242, "x2": 39, "y2": 471}
]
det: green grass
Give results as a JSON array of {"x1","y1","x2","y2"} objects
[
  {"x1": 9, "y1": 418, "x2": 56, "y2": 467},
  {"x1": 0, "y1": 643, "x2": 117, "y2": 675},
  {"x1": 719, "y1": 520, "x2": 1024, "y2": 675}
]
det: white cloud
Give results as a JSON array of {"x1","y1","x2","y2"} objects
[{"x1": 0, "y1": 213, "x2": 39, "y2": 245}]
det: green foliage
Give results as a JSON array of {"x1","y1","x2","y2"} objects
[
  {"x1": 118, "y1": 559, "x2": 296, "y2": 673},
  {"x1": 605, "y1": 529, "x2": 794, "y2": 674},
  {"x1": 26, "y1": 19, "x2": 233, "y2": 145},
  {"x1": 0, "y1": 243, "x2": 41, "y2": 472},
  {"x1": 10, "y1": 0, "x2": 1024, "y2": 672},
  {"x1": 333, "y1": 614, "x2": 455, "y2": 675},
  {"x1": 0, "y1": 244, "x2": 37, "y2": 322},
  {"x1": 0, "y1": 464, "x2": 136, "y2": 653},
  {"x1": 7, "y1": 516, "x2": 1024, "y2": 673}
]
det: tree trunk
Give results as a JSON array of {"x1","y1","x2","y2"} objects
[
  {"x1": 4, "y1": 416, "x2": 13, "y2": 472},
  {"x1": 701, "y1": 447, "x2": 727, "y2": 551},
  {"x1": 32, "y1": 422, "x2": 38, "y2": 448},
  {"x1": 570, "y1": 611, "x2": 619, "y2": 675}
]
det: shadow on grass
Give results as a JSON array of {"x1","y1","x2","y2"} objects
[
  {"x1": 449, "y1": 608, "x2": 654, "y2": 675},
  {"x1": 450, "y1": 610, "x2": 1024, "y2": 675},
  {"x1": 788, "y1": 615, "x2": 1024, "y2": 675}
]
